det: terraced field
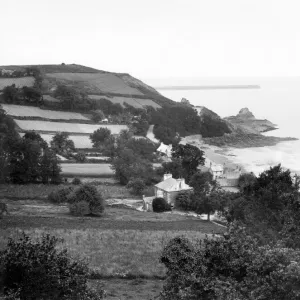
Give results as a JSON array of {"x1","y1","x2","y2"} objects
[
  {"x1": 2, "y1": 104, "x2": 89, "y2": 120},
  {"x1": 19, "y1": 133, "x2": 93, "y2": 149},
  {"x1": 0, "y1": 76, "x2": 35, "y2": 90},
  {"x1": 89, "y1": 95, "x2": 161, "y2": 109},
  {"x1": 46, "y1": 73, "x2": 143, "y2": 95},
  {"x1": 15, "y1": 120, "x2": 128, "y2": 134}
]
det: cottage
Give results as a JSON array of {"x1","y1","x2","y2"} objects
[
  {"x1": 154, "y1": 173, "x2": 193, "y2": 206},
  {"x1": 157, "y1": 142, "x2": 172, "y2": 158}
]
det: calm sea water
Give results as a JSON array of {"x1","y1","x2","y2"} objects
[{"x1": 156, "y1": 77, "x2": 300, "y2": 175}]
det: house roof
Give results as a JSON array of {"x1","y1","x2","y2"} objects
[
  {"x1": 155, "y1": 178, "x2": 193, "y2": 192},
  {"x1": 211, "y1": 164, "x2": 223, "y2": 172}
]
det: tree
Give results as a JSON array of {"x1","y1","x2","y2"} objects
[
  {"x1": 90, "y1": 128, "x2": 111, "y2": 148},
  {"x1": 126, "y1": 178, "x2": 146, "y2": 195},
  {"x1": 91, "y1": 110, "x2": 105, "y2": 123},
  {"x1": 50, "y1": 132, "x2": 75, "y2": 157},
  {"x1": 161, "y1": 158, "x2": 185, "y2": 179},
  {"x1": 9, "y1": 138, "x2": 42, "y2": 183},
  {"x1": 189, "y1": 171, "x2": 214, "y2": 194},
  {"x1": 23, "y1": 131, "x2": 48, "y2": 149},
  {"x1": 74, "y1": 151, "x2": 86, "y2": 163},
  {"x1": 160, "y1": 225, "x2": 300, "y2": 300},
  {"x1": 172, "y1": 144, "x2": 205, "y2": 182},
  {"x1": 40, "y1": 149, "x2": 62, "y2": 184},
  {"x1": 2, "y1": 84, "x2": 20, "y2": 103},
  {"x1": 111, "y1": 148, "x2": 154, "y2": 185},
  {"x1": 22, "y1": 86, "x2": 42, "y2": 104},
  {"x1": 67, "y1": 184, "x2": 105, "y2": 216},
  {"x1": 227, "y1": 164, "x2": 300, "y2": 247},
  {"x1": 1, "y1": 233, "x2": 104, "y2": 299},
  {"x1": 175, "y1": 191, "x2": 192, "y2": 211},
  {"x1": 237, "y1": 172, "x2": 257, "y2": 194},
  {"x1": 0, "y1": 108, "x2": 19, "y2": 183}
]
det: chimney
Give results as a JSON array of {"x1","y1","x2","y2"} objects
[
  {"x1": 176, "y1": 178, "x2": 185, "y2": 189},
  {"x1": 163, "y1": 173, "x2": 173, "y2": 181}
]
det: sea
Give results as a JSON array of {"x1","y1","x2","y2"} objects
[{"x1": 155, "y1": 77, "x2": 300, "y2": 176}]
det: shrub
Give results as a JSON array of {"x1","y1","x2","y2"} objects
[
  {"x1": 67, "y1": 184, "x2": 105, "y2": 216},
  {"x1": 152, "y1": 197, "x2": 171, "y2": 213},
  {"x1": 72, "y1": 177, "x2": 82, "y2": 185},
  {"x1": 126, "y1": 178, "x2": 146, "y2": 195},
  {"x1": 74, "y1": 151, "x2": 86, "y2": 163},
  {"x1": 1, "y1": 233, "x2": 105, "y2": 299},
  {"x1": 69, "y1": 201, "x2": 91, "y2": 216},
  {"x1": 175, "y1": 191, "x2": 191, "y2": 211},
  {"x1": 47, "y1": 186, "x2": 74, "y2": 204},
  {"x1": 160, "y1": 225, "x2": 300, "y2": 300}
]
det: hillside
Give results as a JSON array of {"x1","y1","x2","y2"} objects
[{"x1": 0, "y1": 64, "x2": 295, "y2": 148}]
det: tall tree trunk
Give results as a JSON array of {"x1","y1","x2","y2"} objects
[{"x1": 207, "y1": 212, "x2": 210, "y2": 221}]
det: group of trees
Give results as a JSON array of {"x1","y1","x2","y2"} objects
[
  {"x1": 2, "y1": 84, "x2": 42, "y2": 105},
  {"x1": 89, "y1": 127, "x2": 158, "y2": 193},
  {"x1": 0, "y1": 109, "x2": 65, "y2": 184},
  {"x1": 149, "y1": 104, "x2": 232, "y2": 144}
]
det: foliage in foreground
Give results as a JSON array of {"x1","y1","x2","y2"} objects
[
  {"x1": 0, "y1": 233, "x2": 105, "y2": 299},
  {"x1": 160, "y1": 225, "x2": 300, "y2": 300},
  {"x1": 227, "y1": 165, "x2": 300, "y2": 248}
]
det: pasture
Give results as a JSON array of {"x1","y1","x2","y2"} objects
[
  {"x1": 0, "y1": 191, "x2": 224, "y2": 300},
  {"x1": 15, "y1": 120, "x2": 128, "y2": 134},
  {"x1": 39, "y1": 134, "x2": 93, "y2": 148},
  {"x1": 2, "y1": 104, "x2": 89, "y2": 120},
  {"x1": 45, "y1": 73, "x2": 143, "y2": 95},
  {"x1": 0, "y1": 76, "x2": 34, "y2": 90},
  {"x1": 61, "y1": 163, "x2": 114, "y2": 177},
  {"x1": 89, "y1": 95, "x2": 161, "y2": 109}
]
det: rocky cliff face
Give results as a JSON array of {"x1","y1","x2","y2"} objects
[{"x1": 224, "y1": 108, "x2": 278, "y2": 134}]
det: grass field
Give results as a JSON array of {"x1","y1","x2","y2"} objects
[
  {"x1": 61, "y1": 163, "x2": 114, "y2": 177},
  {"x1": 0, "y1": 182, "x2": 132, "y2": 200},
  {"x1": 0, "y1": 188, "x2": 224, "y2": 299},
  {"x1": 46, "y1": 73, "x2": 143, "y2": 95},
  {"x1": 2, "y1": 104, "x2": 89, "y2": 120},
  {"x1": 0, "y1": 76, "x2": 35, "y2": 90},
  {"x1": 15, "y1": 120, "x2": 128, "y2": 134},
  {"x1": 0, "y1": 201, "x2": 222, "y2": 278},
  {"x1": 89, "y1": 95, "x2": 161, "y2": 109},
  {"x1": 39, "y1": 134, "x2": 93, "y2": 148}
]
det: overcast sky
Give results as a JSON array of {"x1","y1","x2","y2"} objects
[{"x1": 2, "y1": 0, "x2": 300, "y2": 82}]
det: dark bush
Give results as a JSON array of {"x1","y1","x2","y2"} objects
[
  {"x1": 0, "y1": 233, "x2": 105, "y2": 299},
  {"x1": 152, "y1": 197, "x2": 171, "y2": 213},
  {"x1": 175, "y1": 191, "x2": 192, "y2": 211},
  {"x1": 67, "y1": 184, "x2": 105, "y2": 216},
  {"x1": 47, "y1": 186, "x2": 74, "y2": 204},
  {"x1": 72, "y1": 177, "x2": 82, "y2": 185}
]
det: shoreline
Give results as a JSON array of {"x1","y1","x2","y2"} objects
[{"x1": 182, "y1": 134, "x2": 300, "y2": 175}]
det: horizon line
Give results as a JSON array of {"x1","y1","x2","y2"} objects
[{"x1": 155, "y1": 85, "x2": 261, "y2": 90}]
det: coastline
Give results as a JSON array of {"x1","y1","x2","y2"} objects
[{"x1": 182, "y1": 134, "x2": 300, "y2": 176}]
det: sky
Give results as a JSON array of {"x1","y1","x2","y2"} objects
[{"x1": 1, "y1": 0, "x2": 300, "y2": 83}]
